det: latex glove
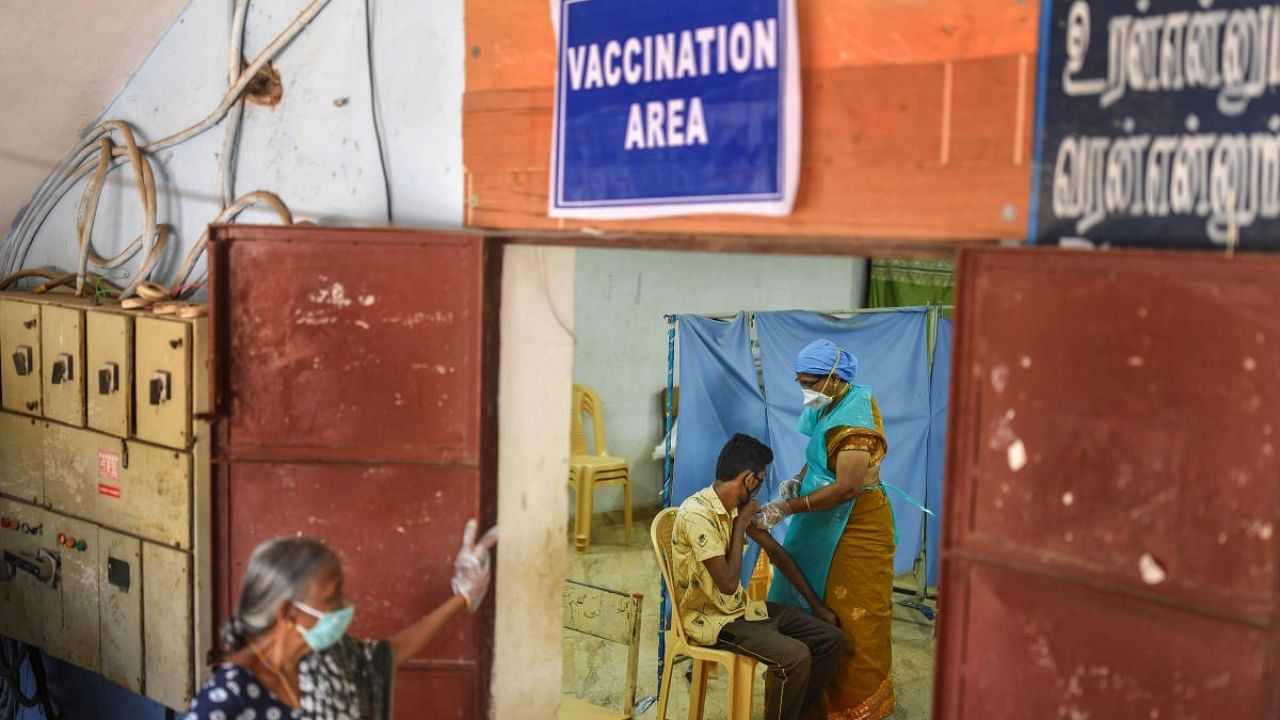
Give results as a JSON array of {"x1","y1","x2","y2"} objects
[
  {"x1": 451, "y1": 519, "x2": 499, "y2": 611},
  {"x1": 778, "y1": 477, "x2": 802, "y2": 500},
  {"x1": 753, "y1": 500, "x2": 794, "y2": 531}
]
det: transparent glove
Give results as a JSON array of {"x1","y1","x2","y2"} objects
[
  {"x1": 778, "y1": 477, "x2": 802, "y2": 500},
  {"x1": 451, "y1": 519, "x2": 499, "y2": 611},
  {"x1": 753, "y1": 500, "x2": 794, "y2": 531}
]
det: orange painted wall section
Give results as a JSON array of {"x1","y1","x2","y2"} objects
[{"x1": 463, "y1": 0, "x2": 1040, "y2": 242}]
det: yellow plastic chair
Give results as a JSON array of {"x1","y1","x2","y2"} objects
[
  {"x1": 746, "y1": 551, "x2": 773, "y2": 602},
  {"x1": 569, "y1": 384, "x2": 633, "y2": 553},
  {"x1": 650, "y1": 508, "x2": 756, "y2": 720}
]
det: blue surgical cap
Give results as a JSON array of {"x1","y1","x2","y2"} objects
[{"x1": 794, "y1": 339, "x2": 857, "y2": 382}]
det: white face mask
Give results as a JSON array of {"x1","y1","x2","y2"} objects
[{"x1": 801, "y1": 388, "x2": 833, "y2": 410}]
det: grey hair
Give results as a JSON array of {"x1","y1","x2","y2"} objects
[{"x1": 220, "y1": 536, "x2": 340, "y2": 652}]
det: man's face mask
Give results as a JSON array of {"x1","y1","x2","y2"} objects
[{"x1": 293, "y1": 601, "x2": 355, "y2": 652}]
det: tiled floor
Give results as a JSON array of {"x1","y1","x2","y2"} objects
[{"x1": 562, "y1": 514, "x2": 937, "y2": 719}]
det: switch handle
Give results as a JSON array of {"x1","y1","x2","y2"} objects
[
  {"x1": 12, "y1": 347, "x2": 32, "y2": 376},
  {"x1": 2, "y1": 549, "x2": 59, "y2": 587},
  {"x1": 149, "y1": 371, "x2": 171, "y2": 405},
  {"x1": 98, "y1": 363, "x2": 119, "y2": 395}
]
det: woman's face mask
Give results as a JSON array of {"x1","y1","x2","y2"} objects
[
  {"x1": 293, "y1": 601, "x2": 355, "y2": 652},
  {"x1": 801, "y1": 388, "x2": 833, "y2": 410},
  {"x1": 798, "y1": 368, "x2": 841, "y2": 411}
]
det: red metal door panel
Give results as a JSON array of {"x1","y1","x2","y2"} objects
[
  {"x1": 212, "y1": 228, "x2": 485, "y2": 464},
  {"x1": 209, "y1": 226, "x2": 498, "y2": 719},
  {"x1": 394, "y1": 667, "x2": 476, "y2": 720},
  {"x1": 942, "y1": 562, "x2": 1270, "y2": 718},
  {"x1": 936, "y1": 247, "x2": 1280, "y2": 719},
  {"x1": 224, "y1": 462, "x2": 481, "y2": 658}
]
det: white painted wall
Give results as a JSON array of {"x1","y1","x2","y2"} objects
[
  {"x1": 16, "y1": 0, "x2": 464, "y2": 284},
  {"x1": 495, "y1": 246, "x2": 574, "y2": 720},
  {"x1": 572, "y1": 248, "x2": 866, "y2": 514},
  {"x1": 0, "y1": 0, "x2": 187, "y2": 242}
]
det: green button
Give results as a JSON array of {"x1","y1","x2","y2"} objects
[{"x1": 75, "y1": 540, "x2": 87, "y2": 552}]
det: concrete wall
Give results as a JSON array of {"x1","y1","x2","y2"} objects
[
  {"x1": 494, "y1": 246, "x2": 574, "y2": 719},
  {"x1": 17, "y1": 0, "x2": 464, "y2": 282},
  {"x1": 572, "y1": 248, "x2": 866, "y2": 514}
]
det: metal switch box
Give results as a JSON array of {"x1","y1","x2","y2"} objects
[
  {"x1": 0, "y1": 499, "x2": 53, "y2": 648},
  {"x1": 144, "y1": 542, "x2": 191, "y2": 709},
  {"x1": 0, "y1": 413, "x2": 44, "y2": 504},
  {"x1": 42, "y1": 304, "x2": 86, "y2": 426},
  {"x1": 43, "y1": 425, "x2": 191, "y2": 549},
  {"x1": 87, "y1": 310, "x2": 133, "y2": 438},
  {"x1": 135, "y1": 317, "x2": 192, "y2": 449},
  {"x1": 99, "y1": 528, "x2": 142, "y2": 694},
  {"x1": 0, "y1": 299, "x2": 42, "y2": 415},
  {"x1": 44, "y1": 514, "x2": 99, "y2": 672}
]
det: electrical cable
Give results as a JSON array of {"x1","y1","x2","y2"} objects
[
  {"x1": 0, "y1": 268, "x2": 61, "y2": 290},
  {"x1": 169, "y1": 189, "x2": 294, "y2": 298},
  {"x1": 0, "y1": 640, "x2": 62, "y2": 718},
  {"x1": 364, "y1": 0, "x2": 394, "y2": 223},
  {"x1": 2, "y1": 0, "x2": 334, "y2": 278},
  {"x1": 72, "y1": 124, "x2": 164, "y2": 296},
  {"x1": 219, "y1": 0, "x2": 251, "y2": 210}
]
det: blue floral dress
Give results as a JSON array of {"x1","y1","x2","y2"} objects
[{"x1": 182, "y1": 664, "x2": 301, "y2": 720}]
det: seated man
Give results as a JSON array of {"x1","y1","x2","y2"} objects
[{"x1": 672, "y1": 433, "x2": 845, "y2": 720}]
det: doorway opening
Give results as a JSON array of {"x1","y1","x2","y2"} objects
[{"x1": 495, "y1": 244, "x2": 954, "y2": 719}]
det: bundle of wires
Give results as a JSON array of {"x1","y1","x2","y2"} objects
[
  {"x1": 0, "y1": 0, "x2": 329, "y2": 299},
  {"x1": 0, "y1": 638, "x2": 60, "y2": 719}
]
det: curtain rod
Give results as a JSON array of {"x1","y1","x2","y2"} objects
[{"x1": 668, "y1": 306, "x2": 954, "y2": 321}]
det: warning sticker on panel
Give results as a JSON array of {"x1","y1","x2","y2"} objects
[
  {"x1": 98, "y1": 450, "x2": 120, "y2": 481},
  {"x1": 98, "y1": 483, "x2": 121, "y2": 499}
]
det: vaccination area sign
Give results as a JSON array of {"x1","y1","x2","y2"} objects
[
  {"x1": 1033, "y1": 0, "x2": 1280, "y2": 248},
  {"x1": 549, "y1": 0, "x2": 801, "y2": 220}
]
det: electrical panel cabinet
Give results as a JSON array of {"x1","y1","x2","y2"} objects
[
  {"x1": 144, "y1": 542, "x2": 193, "y2": 709},
  {"x1": 135, "y1": 316, "x2": 193, "y2": 450},
  {"x1": 0, "y1": 297, "x2": 42, "y2": 415},
  {"x1": 87, "y1": 310, "x2": 133, "y2": 437},
  {"x1": 41, "y1": 303, "x2": 86, "y2": 427},
  {"x1": 0, "y1": 499, "x2": 53, "y2": 649},
  {"x1": 44, "y1": 514, "x2": 100, "y2": 672},
  {"x1": 44, "y1": 426, "x2": 191, "y2": 549},
  {"x1": 0, "y1": 413, "x2": 44, "y2": 504},
  {"x1": 0, "y1": 291, "x2": 209, "y2": 711},
  {"x1": 100, "y1": 528, "x2": 143, "y2": 694}
]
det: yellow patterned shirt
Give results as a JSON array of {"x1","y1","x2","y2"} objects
[{"x1": 672, "y1": 487, "x2": 769, "y2": 646}]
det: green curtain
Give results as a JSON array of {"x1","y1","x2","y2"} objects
[{"x1": 867, "y1": 258, "x2": 954, "y2": 309}]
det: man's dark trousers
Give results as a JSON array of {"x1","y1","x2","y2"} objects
[{"x1": 712, "y1": 602, "x2": 845, "y2": 720}]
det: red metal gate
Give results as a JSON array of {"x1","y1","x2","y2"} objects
[
  {"x1": 935, "y1": 247, "x2": 1280, "y2": 719},
  {"x1": 207, "y1": 226, "x2": 499, "y2": 718}
]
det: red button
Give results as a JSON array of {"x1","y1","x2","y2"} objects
[
  {"x1": 58, "y1": 533, "x2": 66, "y2": 545},
  {"x1": 0, "y1": 518, "x2": 9, "y2": 528}
]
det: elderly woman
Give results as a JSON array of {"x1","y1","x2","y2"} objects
[
  {"x1": 182, "y1": 520, "x2": 497, "y2": 720},
  {"x1": 755, "y1": 339, "x2": 896, "y2": 720}
]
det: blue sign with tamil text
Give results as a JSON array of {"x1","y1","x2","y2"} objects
[
  {"x1": 549, "y1": 0, "x2": 800, "y2": 220},
  {"x1": 1033, "y1": 0, "x2": 1280, "y2": 248}
]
